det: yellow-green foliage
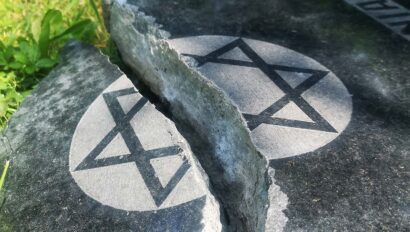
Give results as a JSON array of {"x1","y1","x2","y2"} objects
[
  {"x1": 0, "y1": 160, "x2": 10, "y2": 190},
  {"x1": 0, "y1": 0, "x2": 109, "y2": 46},
  {"x1": 0, "y1": 72, "x2": 24, "y2": 126},
  {"x1": 0, "y1": 0, "x2": 109, "y2": 129},
  {"x1": 0, "y1": 160, "x2": 11, "y2": 230}
]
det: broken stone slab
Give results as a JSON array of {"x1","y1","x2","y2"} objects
[
  {"x1": 104, "y1": 1, "x2": 281, "y2": 231},
  {"x1": 105, "y1": 0, "x2": 410, "y2": 231},
  {"x1": 0, "y1": 41, "x2": 222, "y2": 231},
  {"x1": 169, "y1": 35, "x2": 353, "y2": 160}
]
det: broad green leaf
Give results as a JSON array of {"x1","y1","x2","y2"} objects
[
  {"x1": 8, "y1": 62, "x2": 22, "y2": 69},
  {"x1": 24, "y1": 65, "x2": 37, "y2": 75},
  {"x1": 25, "y1": 43, "x2": 40, "y2": 64},
  {"x1": 13, "y1": 52, "x2": 27, "y2": 64},
  {"x1": 31, "y1": 17, "x2": 42, "y2": 43},
  {"x1": 41, "y1": 9, "x2": 63, "y2": 27},
  {"x1": 0, "y1": 56, "x2": 7, "y2": 66},
  {"x1": 39, "y1": 10, "x2": 63, "y2": 57},
  {"x1": 3, "y1": 46, "x2": 13, "y2": 61},
  {"x1": 36, "y1": 58, "x2": 57, "y2": 68},
  {"x1": 52, "y1": 19, "x2": 94, "y2": 41},
  {"x1": 38, "y1": 20, "x2": 51, "y2": 58}
]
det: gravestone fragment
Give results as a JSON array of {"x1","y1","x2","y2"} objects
[
  {"x1": 0, "y1": 42, "x2": 222, "y2": 231},
  {"x1": 169, "y1": 35, "x2": 353, "y2": 160},
  {"x1": 105, "y1": 0, "x2": 410, "y2": 231}
]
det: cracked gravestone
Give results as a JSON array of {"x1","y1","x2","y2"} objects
[
  {"x1": 0, "y1": 0, "x2": 408, "y2": 231},
  {"x1": 105, "y1": 0, "x2": 410, "y2": 231},
  {"x1": 0, "y1": 42, "x2": 222, "y2": 231}
]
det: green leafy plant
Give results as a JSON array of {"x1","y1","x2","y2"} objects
[
  {"x1": 0, "y1": 72, "x2": 24, "y2": 127},
  {"x1": 0, "y1": 9, "x2": 98, "y2": 88},
  {"x1": 0, "y1": 0, "x2": 110, "y2": 129}
]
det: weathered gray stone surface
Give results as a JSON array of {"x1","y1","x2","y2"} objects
[
  {"x1": 169, "y1": 35, "x2": 353, "y2": 160},
  {"x1": 0, "y1": 42, "x2": 222, "y2": 231},
  {"x1": 105, "y1": 1, "x2": 273, "y2": 232},
  {"x1": 105, "y1": 0, "x2": 410, "y2": 231}
]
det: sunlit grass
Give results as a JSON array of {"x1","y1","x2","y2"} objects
[
  {"x1": 0, "y1": 0, "x2": 111, "y2": 130},
  {"x1": 0, "y1": 160, "x2": 10, "y2": 190},
  {"x1": 0, "y1": 0, "x2": 109, "y2": 46}
]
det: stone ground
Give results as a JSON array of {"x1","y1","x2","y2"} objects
[{"x1": 124, "y1": 0, "x2": 410, "y2": 231}]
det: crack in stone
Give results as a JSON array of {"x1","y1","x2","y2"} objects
[
  {"x1": 103, "y1": 1, "x2": 289, "y2": 231},
  {"x1": 120, "y1": 56, "x2": 232, "y2": 230}
]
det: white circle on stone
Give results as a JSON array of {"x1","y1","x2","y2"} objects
[
  {"x1": 169, "y1": 35, "x2": 353, "y2": 160},
  {"x1": 69, "y1": 75, "x2": 206, "y2": 211}
]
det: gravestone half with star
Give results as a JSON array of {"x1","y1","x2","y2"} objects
[
  {"x1": 169, "y1": 35, "x2": 353, "y2": 160},
  {"x1": 0, "y1": 42, "x2": 222, "y2": 231}
]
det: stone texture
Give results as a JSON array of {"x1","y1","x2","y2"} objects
[
  {"x1": 169, "y1": 35, "x2": 353, "y2": 160},
  {"x1": 104, "y1": 1, "x2": 272, "y2": 231},
  {"x1": 105, "y1": 0, "x2": 410, "y2": 231},
  {"x1": 0, "y1": 42, "x2": 222, "y2": 231}
]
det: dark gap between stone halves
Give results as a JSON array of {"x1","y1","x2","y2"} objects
[
  {"x1": 106, "y1": 2, "x2": 274, "y2": 231},
  {"x1": 122, "y1": 42, "x2": 268, "y2": 232},
  {"x1": 120, "y1": 54, "x2": 234, "y2": 228}
]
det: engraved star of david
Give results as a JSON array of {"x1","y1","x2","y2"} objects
[
  {"x1": 182, "y1": 38, "x2": 337, "y2": 133},
  {"x1": 74, "y1": 88, "x2": 190, "y2": 207}
]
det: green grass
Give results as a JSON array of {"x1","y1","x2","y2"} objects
[
  {"x1": 0, "y1": 160, "x2": 10, "y2": 190},
  {"x1": 0, "y1": 159, "x2": 11, "y2": 231},
  {"x1": 0, "y1": 0, "x2": 110, "y2": 130},
  {"x1": 0, "y1": 0, "x2": 114, "y2": 205}
]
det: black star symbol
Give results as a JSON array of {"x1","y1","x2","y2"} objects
[
  {"x1": 74, "y1": 88, "x2": 190, "y2": 207},
  {"x1": 182, "y1": 38, "x2": 337, "y2": 133}
]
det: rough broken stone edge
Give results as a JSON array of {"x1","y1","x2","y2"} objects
[{"x1": 104, "y1": 1, "x2": 289, "y2": 231}]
